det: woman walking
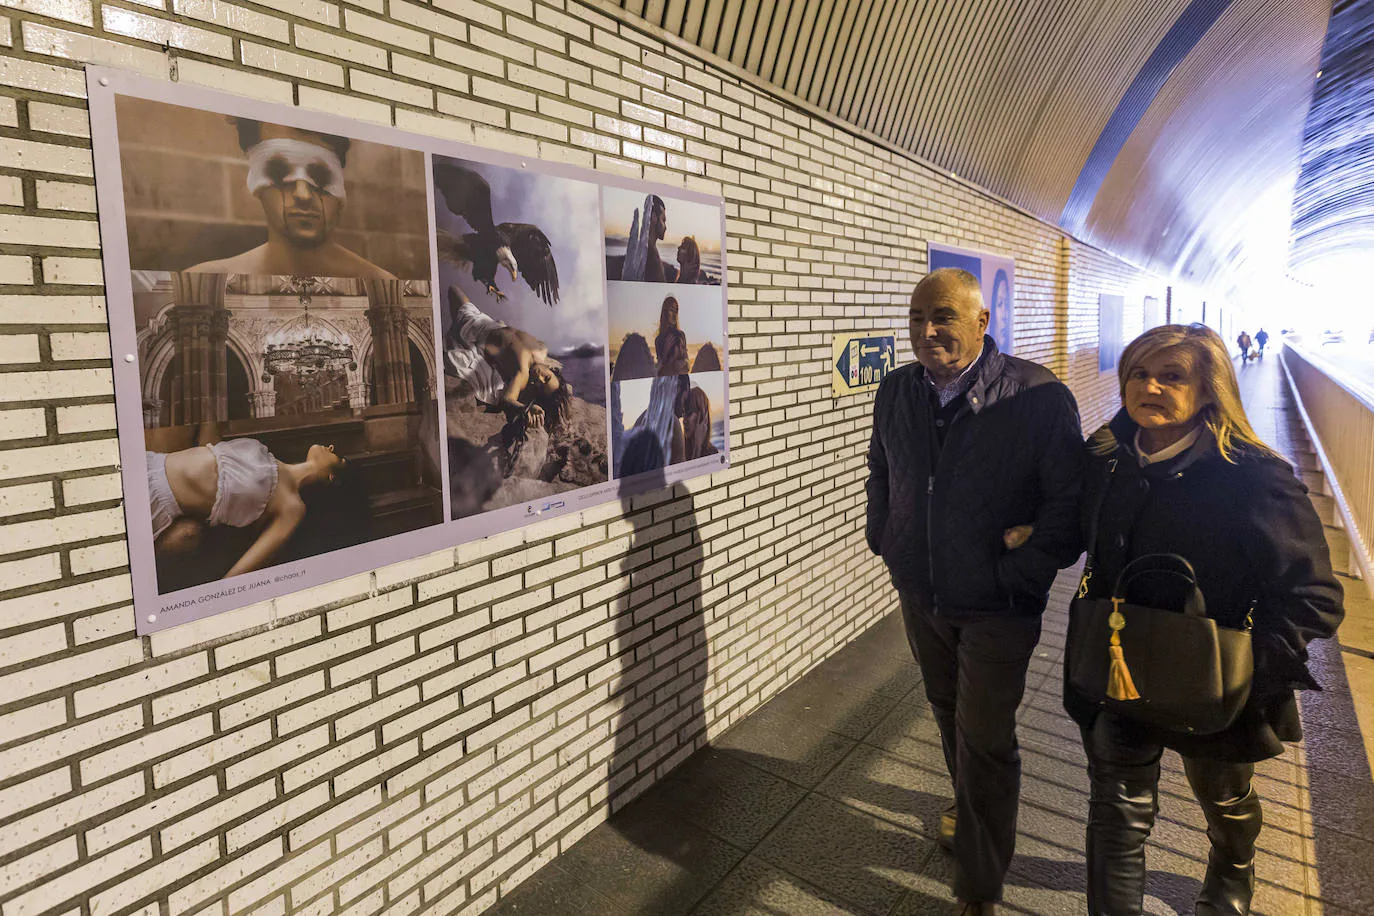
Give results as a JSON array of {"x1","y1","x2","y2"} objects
[{"x1": 1067, "y1": 324, "x2": 1343, "y2": 915}]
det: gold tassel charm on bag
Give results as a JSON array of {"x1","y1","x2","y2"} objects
[{"x1": 1106, "y1": 598, "x2": 1141, "y2": 701}]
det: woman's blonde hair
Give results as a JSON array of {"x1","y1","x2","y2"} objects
[
  {"x1": 658, "y1": 295, "x2": 680, "y2": 336},
  {"x1": 1101, "y1": 323, "x2": 1280, "y2": 463}
]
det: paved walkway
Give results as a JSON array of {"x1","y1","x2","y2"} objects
[{"x1": 493, "y1": 352, "x2": 1374, "y2": 915}]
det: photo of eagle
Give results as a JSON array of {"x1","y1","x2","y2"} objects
[{"x1": 433, "y1": 161, "x2": 560, "y2": 306}]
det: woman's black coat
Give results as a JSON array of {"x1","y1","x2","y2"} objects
[{"x1": 1064, "y1": 410, "x2": 1345, "y2": 762}]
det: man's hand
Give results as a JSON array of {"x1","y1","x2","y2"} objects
[
  {"x1": 1003, "y1": 525, "x2": 1033, "y2": 550},
  {"x1": 527, "y1": 404, "x2": 545, "y2": 429}
]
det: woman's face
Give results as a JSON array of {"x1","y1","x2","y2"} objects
[
  {"x1": 663, "y1": 300, "x2": 678, "y2": 326},
  {"x1": 530, "y1": 363, "x2": 563, "y2": 396},
  {"x1": 307, "y1": 444, "x2": 343, "y2": 481},
  {"x1": 1124, "y1": 347, "x2": 1209, "y2": 431},
  {"x1": 684, "y1": 405, "x2": 707, "y2": 441}
]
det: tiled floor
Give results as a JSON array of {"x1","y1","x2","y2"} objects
[{"x1": 492, "y1": 351, "x2": 1374, "y2": 915}]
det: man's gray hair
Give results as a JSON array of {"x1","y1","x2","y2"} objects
[{"x1": 912, "y1": 267, "x2": 983, "y2": 306}]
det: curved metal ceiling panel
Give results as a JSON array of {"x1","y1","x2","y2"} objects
[
  {"x1": 1081, "y1": 0, "x2": 1328, "y2": 291},
  {"x1": 1060, "y1": 0, "x2": 1234, "y2": 233},
  {"x1": 1289, "y1": 0, "x2": 1374, "y2": 280},
  {"x1": 612, "y1": 0, "x2": 1334, "y2": 295}
]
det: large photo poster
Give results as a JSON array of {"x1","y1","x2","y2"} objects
[
  {"x1": 927, "y1": 242, "x2": 1015, "y2": 354},
  {"x1": 114, "y1": 94, "x2": 443, "y2": 600},
  {"x1": 88, "y1": 69, "x2": 729, "y2": 634}
]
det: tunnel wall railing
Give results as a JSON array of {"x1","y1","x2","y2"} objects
[{"x1": 1281, "y1": 342, "x2": 1374, "y2": 594}]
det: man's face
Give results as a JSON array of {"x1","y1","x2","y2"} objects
[
  {"x1": 254, "y1": 125, "x2": 344, "y2": 248},
  {"x1": 649, "y1": 203, "x2": 667, "y2": 240},
  {"x1": 909, "y1": 282, "x2": 989, "y2": 379}
]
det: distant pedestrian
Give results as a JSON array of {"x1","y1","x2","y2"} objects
[
  {"x1": 1255, "y1": 328, "x2": 1269, "y2": 357},
  {"x1": 1236, "y1": 331, "x2": 1251, "y2": 362}
]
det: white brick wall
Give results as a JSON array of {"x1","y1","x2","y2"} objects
[{"x1": 0, "y1": 0, "x2": 1205, "y2": 912}]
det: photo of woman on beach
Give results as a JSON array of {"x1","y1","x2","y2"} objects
[{"x1": 608, "y1": 283, "x2": 725, "y2": 382}]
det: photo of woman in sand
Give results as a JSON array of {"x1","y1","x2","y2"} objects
[{"x1": 609, "y1": 283, "x2": 725, "y2": 382}]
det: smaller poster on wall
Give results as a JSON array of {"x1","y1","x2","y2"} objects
[
  {"x1": 1144, "y1": 295, "x2": 1164, "y2": 330},
  {"x1": 927, "y1": 242, "x2": 1015, "y2": 354},
  {"x1": 1099, "y1": 294, "x2": 1126, "y2": 372},
  {"x1": 831, "y1": 333, "x2": 896, "y2": 397},
  {"x1": 432, "y1": 156, "x2": 609, "y2": 522},
  {"x1": 603, "y1": 187, "x2": 728, "y2": 483}
]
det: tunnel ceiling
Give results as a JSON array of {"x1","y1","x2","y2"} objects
[
  {"x1": 611, "y1": 0, "x2": 1334, "y2": 299},
  {"x1": 1289, "y1": 0, "x2": 1374, "y2": 286}
]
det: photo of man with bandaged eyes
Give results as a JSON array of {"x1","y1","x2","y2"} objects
[
  {"x1": 185, "y1": 120, "x2": 394, "y2": 280},
  {"x1": 114, "y1": 96, "x2": 430, "y2": 281}
]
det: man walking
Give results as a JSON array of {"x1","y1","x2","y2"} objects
[{"x1": 867, "y1": 268, "x2": 1084, "y2": 914}]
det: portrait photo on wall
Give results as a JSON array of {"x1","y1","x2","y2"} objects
[
  {"x1": 603, "y1": 186, "x2": 722, "y2": 285},
  {"x1": 612, "y1": 370, "x2": 726, "y2": 479},
  {"x1": 114, "y1": 95, "x2": 431, "y2": 281},
  {"x1": 608, "y1": 282, "x2": 725, "y2": 382},
  {"x1": 431, "y1": 155, "x2": 610, "y2": 520},
  {"x1": 927, "y1": 242, "x2": 1015, "y2": 355},
  {"x1": 134, "y1": 272, "x2": 443, "y2": 593}
]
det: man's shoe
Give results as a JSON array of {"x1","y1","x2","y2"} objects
[
  {"x1": 954, "y1": 902, "x2": 997, "y2": 915},
  {"x1": 937, "y1": 802, "x2": 957, "y2": 852}
]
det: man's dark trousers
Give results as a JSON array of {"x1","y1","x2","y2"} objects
[{"x1": 899, "y1": 590, "x2": 1042, "y2": 903}]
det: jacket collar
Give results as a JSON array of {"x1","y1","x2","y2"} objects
[
  {"x1": 915, "y1": 335, "x2": 1005, "y2": 414},
  {"x1": 1105, "y1": 407, "x2": 1216, "y2": 474}
]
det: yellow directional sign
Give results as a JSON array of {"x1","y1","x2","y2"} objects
[{"x1": 832, "y1": 333, "x2": 897, "y2": 397}]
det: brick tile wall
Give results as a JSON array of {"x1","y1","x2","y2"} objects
[{"x1": 0, "y1": 0, "x2": 1188, "y2": 913}]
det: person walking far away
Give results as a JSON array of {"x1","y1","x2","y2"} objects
[
  {"x1": 1254, "y1": 328, "x2": 1268, "y2": 358},
  {"x1": 867, "y1": 268, "x2": 1085, "y2": 914},
  {"x1": 1067, "y1": 324, "x2": 1342, "y2": 916},
  {"x1": 1236, "y1": 331, "x2": 1251, "y2": 363}
]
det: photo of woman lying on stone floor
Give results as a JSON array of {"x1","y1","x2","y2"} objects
[
  {"x1": 612, "y1": 371, "x2": 727, "y2": 479},
  {"x1": 133, "y1": 271, "x2": 445, "y2": 593},
  {"x1": 431, "y1": 155, "x2": 611, "y2": 520},
  {"x1": 146, "y1": 422, "x2": 344, "y2": 590},
  {"x1": 608, "y1": 283, "x2": 724, "y2": 382},
  {"x1": 442, "y1": 286, "x2": 608, "y2": 519}
]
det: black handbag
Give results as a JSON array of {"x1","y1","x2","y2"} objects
[{"x1": 1068, "y1": 459, "x2": 1254, "y2": 735}]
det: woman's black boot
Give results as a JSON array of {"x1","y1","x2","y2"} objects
[
  {"x1": 1195, "y1": 787, "x2": 1262, "y2": 915},
  {"x1": 1086, "y1": 777, "x2": 1158, "y2": 915}
]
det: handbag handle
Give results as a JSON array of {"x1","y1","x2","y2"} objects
[{"x1": 1113, "y1": 553, "x2": 1207, "y2": 617}]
